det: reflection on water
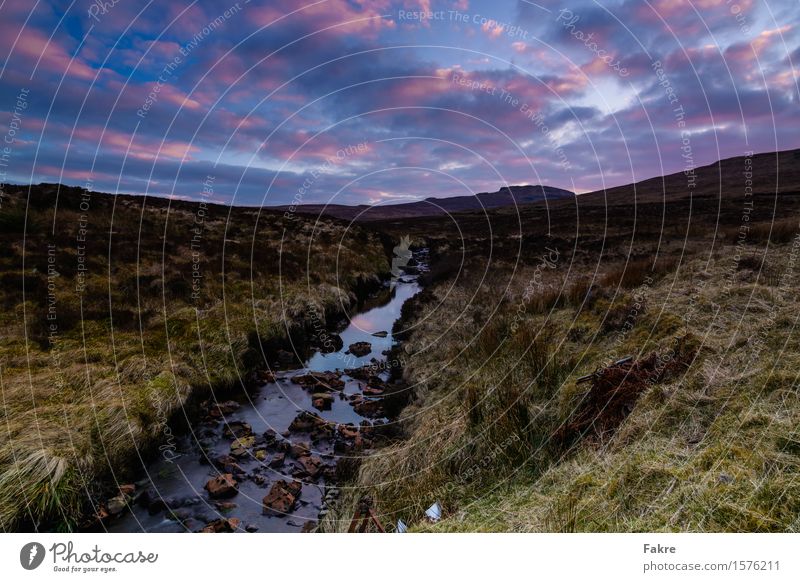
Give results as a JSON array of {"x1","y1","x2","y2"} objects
[{"x1": 108, "y1": 255, "x2": 424, "y2": 533}]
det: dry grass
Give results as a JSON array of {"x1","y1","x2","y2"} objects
[
  {"x1": 322, "y1": 230, "x2": 800, "y2": 532},
  {"x1": 0, "y1": 184, "x2": 389, "y2": 530}
]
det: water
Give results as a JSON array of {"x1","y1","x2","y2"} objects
[{"x1": 108, "y1": 253, "x2": 425, "y2": 533}]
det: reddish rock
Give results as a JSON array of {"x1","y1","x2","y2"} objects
[
  {"x1": 347, "y1": 341, "x2": 372, "y2": 357},
  {"x1": 200, "y1": 517, "x2": 240, "y2": 533},
  {"x1": 289, "y1": 442, "x2": 311, "y2": 458},
  {"x1": 354, "y1": 399, "x2": 384, "y2": 418},
  {"x1": 293, "y1": 455, "x2": 323, "y2": 479},
  {"x1": 204, "y1": 474, "x2": 238, "y2": 499},
  {"x1": 362, "y1": 385, "x2": 385, "y2": 397},
  {"x1": 262, "y1": 480, "x2": 302, "y2": 514},
  {"x1": 338, "y1": 424, "x2": 360, "y2": 439}
]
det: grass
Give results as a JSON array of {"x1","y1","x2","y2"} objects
[
  {"x1": 0, "y1": 183, "x2": 389, "y2": 530},
  {"x1": 321, "y1": 188, "x2": 800, "y2": 532}
]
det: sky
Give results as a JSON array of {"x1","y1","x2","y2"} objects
[{"x1": 0, "y1": 0, "x2": 798, "y2": 206}]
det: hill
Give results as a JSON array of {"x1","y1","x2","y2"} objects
[{"x1": 279, "y1": 184, "x2": 574, "y2": 221}]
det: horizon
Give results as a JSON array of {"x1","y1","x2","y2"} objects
[
  {"x1": 0, "y1": 1, "x2": 798, "y2": 207},
  {"x1": 2, "y1": 145, "x2": 791, "y2": 209}
]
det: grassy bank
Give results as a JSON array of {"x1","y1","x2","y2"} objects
[
  {"x1": 0, "y1": 183, "x2": 388, "y2": 531},
  {"x1": 324, "y1": 162, "x2": 800, "y2": 532}
]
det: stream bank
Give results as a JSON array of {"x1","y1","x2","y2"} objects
[{"x1": 98, "y1": 250, "x2": 428, "y2": 533}]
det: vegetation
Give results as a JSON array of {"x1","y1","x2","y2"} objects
[
  {"x1": 322, "y1": 155, "x2": 800, "y2": 532},
  {"x1": 0, "y1": 183, "x2": 389, "y2": 531}
]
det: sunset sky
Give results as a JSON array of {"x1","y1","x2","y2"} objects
[{"x1": 1, "y1": 0, "x2": 798, "y2": 205}]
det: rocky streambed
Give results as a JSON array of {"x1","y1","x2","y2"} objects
[{"x1": 102, "y1": 249, "x2": 428, "y2": 533}]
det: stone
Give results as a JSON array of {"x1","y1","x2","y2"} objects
[
  {"x1": 289, "y1": 442, "x2": 311, "y2": 458},
  {"x1": 262, "y1": 480, "x2": 302, "y2": 514},
  {"x1": 289, "y1": 411, "x2": 326, "y2": 433},
  {"x1": 214, "y1": 501, "x2": 237, "y2": 511},
  {"x1": 204, "y1": 474, "x2": 238, "y2": 499},
  {"x1": 312, "y1": 392, "x2": 334, "y2": 410},
  {"x1": 292, "y1": 371, "x2": 345, "y2": 391},
  {"x1": 106, "y1": 495, "x2": 128, "y2": 516},
  {"x1": 269, "y1": 452, "x2": 286, "y2": 468},
  {"x1": 354, "y1": 398, "x2": 384, "y2": 418},
  {"x1": 199, "y1": 517, "x2": 240, "y2": 533},
  {"x1": 118, "y1": 484, "x2": 136, "y2": 497},
  {"x1": 222, "y1": 420, "x2": 253, "y2": 439},
  {"x1": 212, "y1": 455, "x2": 246, "y2": 475},
  {"x1": 293, "y1": 455, "x2": 323, "y2": 479},
  {"x1": 347, "y1": 341, "x2": 372, "y2": 357}
]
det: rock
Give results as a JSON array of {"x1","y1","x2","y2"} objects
[
  {"x1": 292, "y1": 371, "x2": 345, "y2": 391},
  {"x1": 260, "y1": 370, "x2": 277, "y2": 383},
  {"x1": 208, "y1": 400, "x2": 240, "y2": 419},
  {"x1": 204, "y1": 474, "x2": 238, "y2": 499},
  {"x1": 245, "y1": 524, "x2": 259, "y2": 532},
  {"x1": 347, "y1": 341, "x2": 372, "y2": 357},
  {"x1": 354, "y1": 398, "x2": 384, "y2": 418},
  {"x1": 338, "y1": 424, "x2": 360, "y2": 440},
  {"x1": 312, "y1": 392, "x2": 334, "y2": 410},
  {"x1": 106, "y1": 495, "x2": 128, "y2": 516},
  {"x1": 262, "y1": 480, "x2": 302, "y2": 514},
  {"x1": 254, "y1": 449, "x2": 267, "y2": 461},
  {"x1": 372, "y1": 330, "x2": 388, "y2": 338},
  {"x1": 118, "y1": 484, "x2": 136, "y2": 497},
  {"x1": 289, "y1": 442, "x2": 311, "y2": 458},
  {"x1": 269, "y1": 452, "x2": 286, "y2": 468},
  {"x1": 222, "y1": 420, "x2": 253, "y2": 439},
  {"x1": 212, "y1": 455, "x2": 246, "y2": 475},
  {"x1": 301, "y1": 521, "x2": 317, "y2": 533},
  {"x1": 214, "y1": 501, "x2": 237, "y2": 511},
  {"x1": 362, "y1": 385, "x2": 385, "y2": 397},
  {"x1": 289, "y1": 410, "x2": 327, "y2": 433},
  {"x1": 293, "y1": 455, "x2": 323, "y2": 479},
  {"x1": 199, "y1": 517, "x2": 240, "y2": 533}
]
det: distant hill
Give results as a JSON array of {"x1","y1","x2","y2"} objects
[
  {"x1": 278, "y1": 184, "x2": 574, "y2": 221},
  {"x1": 579, "y1": 148, "x2": 800, "y2": 207}
]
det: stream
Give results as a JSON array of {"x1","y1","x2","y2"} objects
[{"x1": 107, "y1": 250, "x2": 427, "y2": 533}]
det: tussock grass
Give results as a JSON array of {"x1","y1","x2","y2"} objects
[
  {"x1": 324, "y1": 233, "x2": 800, "y2": 532},
  {"x1": 0, "y1": 184, "x2": 389, "y2": 530}
]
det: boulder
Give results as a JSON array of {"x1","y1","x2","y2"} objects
[
  {"x1": 204, "y1": 474, "x2": 238, "y2": 499},
  {"x1": 262, "y1": 480, "x2": 302, "y2": 514},
  {"x1": 347, "y1": 341, "x2": 372, "y2": 357}
]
